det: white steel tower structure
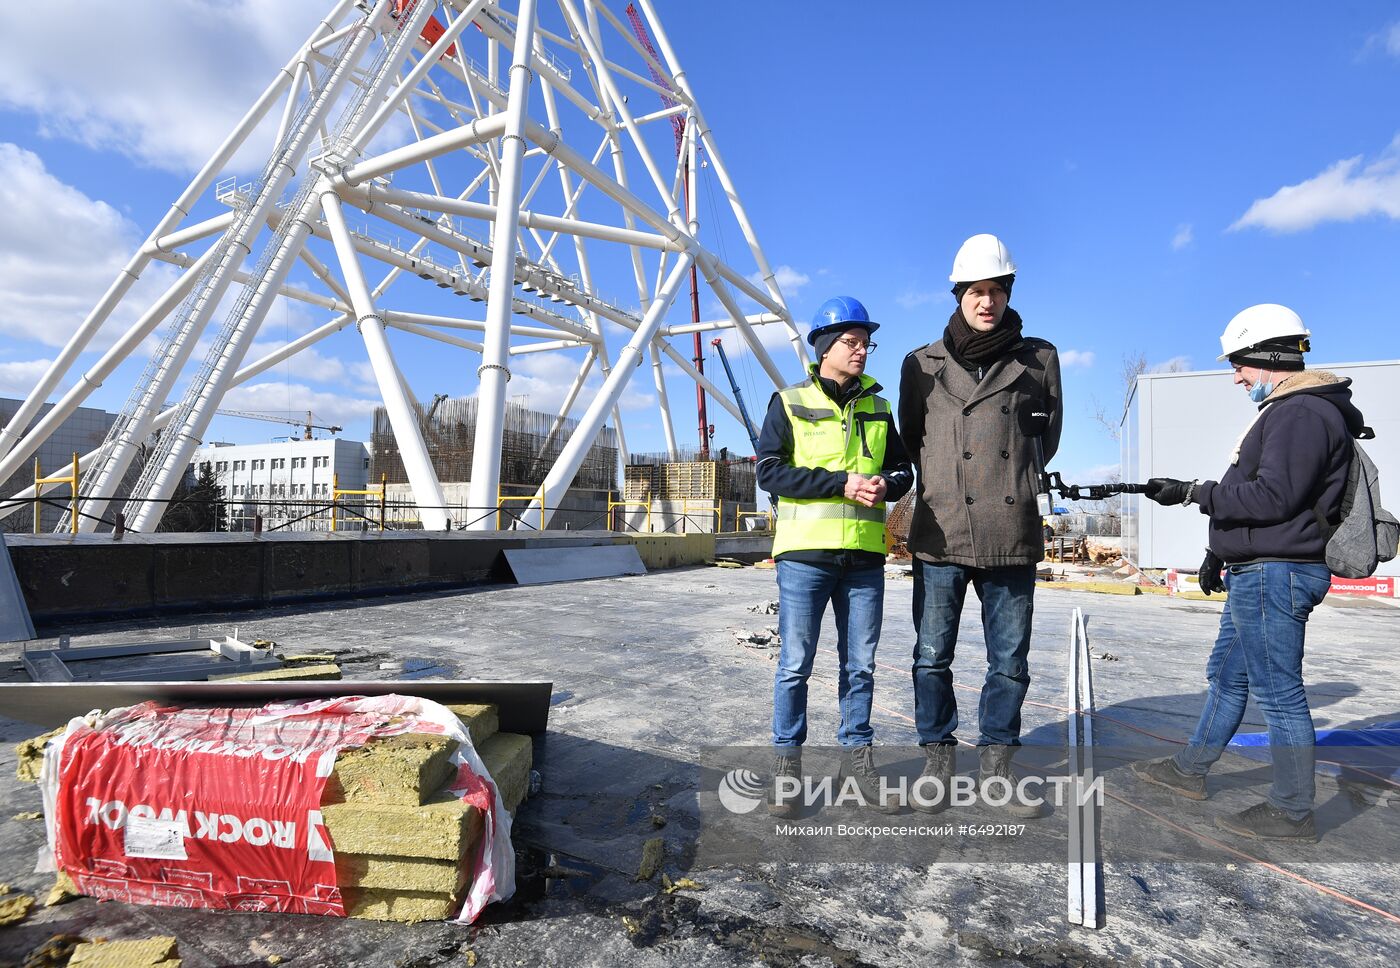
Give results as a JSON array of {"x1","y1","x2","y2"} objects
[{"x1": 0, "y1": 0, "x2": 803, "y2": 533}]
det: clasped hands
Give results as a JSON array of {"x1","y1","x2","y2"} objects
[{"x1": 844, "y1": 473, "x2": 888, "y2": 507}]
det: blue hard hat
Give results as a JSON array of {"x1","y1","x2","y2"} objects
[{"x1": 807, "y1": 296, "x2": 879, "y2": 346}]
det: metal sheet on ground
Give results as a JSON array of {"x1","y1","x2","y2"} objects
[
  {"x1": 504, "y1": 544, "x2": 645, "y2": 585},
  {"x1": 0, "y1": 532, "x2": 34, "y2": 643},
  {"x1": 0, "y1": 679, "x2": 553, "y2": 734}
]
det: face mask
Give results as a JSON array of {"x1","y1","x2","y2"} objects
[{"x1": 1248, "y1": 378, "x2": 1274, "y2": 403}]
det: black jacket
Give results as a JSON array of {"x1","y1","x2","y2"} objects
[
  {"x1": 756, "y1": 372, "x2": 914, "y2": 564},
  {"x1": 1198, "y1": 373, "x2": 1364, "y2": 565}
]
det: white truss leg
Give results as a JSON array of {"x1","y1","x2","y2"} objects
[{"x1": 465, "y1": 0, "x2": 540, "y2": 529}]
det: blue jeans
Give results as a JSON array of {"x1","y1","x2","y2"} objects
[
  {"x1": 772, "y1": 558, "x2": 884, "y2": 749},
  {"x1": 1173, "y1": 561, "x2": 1331, "y2": 819},
  {"x1": 911, "y1": 560, "x2": 1036, "y2": 747}
]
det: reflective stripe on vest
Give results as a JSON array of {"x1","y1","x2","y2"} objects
[
  {"x1": 770, "y1": 375, "x2": 891, "y2": 557},
  {"x1": 776, "y1": 502, "x2": 885, "y2": 523}
]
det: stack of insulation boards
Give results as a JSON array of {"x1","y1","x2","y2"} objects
[{"x1": 14, "y1": 702, "x2": 534, "y2": 924}]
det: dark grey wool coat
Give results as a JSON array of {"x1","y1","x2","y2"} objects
[{"x1": 898, "y1": 337, "x2": 1063, "y2": 567}]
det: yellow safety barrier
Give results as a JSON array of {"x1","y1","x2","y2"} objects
[
  {"x1": 680, "y1": 499, "x2": 721, "y2": 534},
  {"x1": 497, "y1": 488, "x2": 544, "y2": 530},
  {"x1": 34, "y1": 452, "x2": 79, "y2": 535},
  {"x1": 331, "y1": 472, "x2": 388, "y2": 532},
  {"x1": 607, "y1": 492, "x2": 651, "y2": 533}
]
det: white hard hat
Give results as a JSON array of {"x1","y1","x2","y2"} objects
[
  {"x1": 1217, "y1": 304, "x2": 1310, "y2": 362},
  {"x1": 949, "y1": 234, "x2": 1017, "y2": 283}
]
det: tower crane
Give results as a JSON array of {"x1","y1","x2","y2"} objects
[{"x1": 214, "y1": 410, "x2": 342, "y2": 440}]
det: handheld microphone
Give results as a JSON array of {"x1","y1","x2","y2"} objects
[{"x1": 1017, "y1": 401, "x2": 1054, "y2": 517}]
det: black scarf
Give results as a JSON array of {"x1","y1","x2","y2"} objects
[{"x1": 943, "y1": 306, "x2": 1024, "y2": 368}]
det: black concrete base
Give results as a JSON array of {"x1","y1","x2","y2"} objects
[{"x1": 6, "y1": 530, "x2": 716, "y2": 631}]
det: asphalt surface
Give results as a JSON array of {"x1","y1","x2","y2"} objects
[{"x1": 2, "y1": 565, "x2": 1398, "y2": 966}]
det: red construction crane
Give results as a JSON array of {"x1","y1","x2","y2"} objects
[{"x1": 625, "y1": 4, "x2": 710, "y2": 458}]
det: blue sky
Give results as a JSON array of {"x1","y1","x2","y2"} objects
[{"x1": 2, "y1": 1, "x2": 1399, "y2": 492}]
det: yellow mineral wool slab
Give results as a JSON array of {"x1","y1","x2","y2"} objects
[
  {"x1": 322, "y1": 791, "x2": 483, "y2": 861},
  {"x1": 15, "y1": 726, "x2": 64, "y2": 783},
  {"x1": 479, "y1": 731, "x2": 533, "y2": 814},
  {"x1": 617, "y1": 533, "x2": 714, "y2": 569},
  {"x1": 322, "y1": 732, "x2": 459, "y2": 806},
  {"x1": 345, "y1": 886, "x2": 464, "y2": 924},
  {"x1": 213, "y1": 663, "x2": 342, "y2": 682},
  {"x1": 335, "y1": 852, "x2": 468, "y2": 893},
  {"x1": 68, "y1": 936, "x2": 180, "y2": 967},
  {"x1": 1038, "y1": 581, "x2": 1141, "y2": 596},
  {"x1": 443, "y1": 703, "x2": 500, "y2": 748}
]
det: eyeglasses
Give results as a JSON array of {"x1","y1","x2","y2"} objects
[{"x1": 834, "y1": 337, "x2": 876, "y2": 354}]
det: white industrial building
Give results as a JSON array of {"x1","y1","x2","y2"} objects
[
  {"x1": 1120, "y1": 360, "x2": 1399, "y2": 578},
  {"x1": 191, "y1": 438, "x2": 371, "y2": 531}
]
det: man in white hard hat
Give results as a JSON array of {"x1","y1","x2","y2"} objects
[
  {"x1": 1132, "y1": 304, "x2": 1366, "y2": 843},
  {"x1": 898, "y1": 234, "x2": 1062, "y2": 818}
]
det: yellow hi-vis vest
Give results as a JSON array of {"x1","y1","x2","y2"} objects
[{"x1": 770, "y1": 373, "x2": 890, "y2": 558}]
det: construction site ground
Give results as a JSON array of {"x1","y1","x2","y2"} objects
[{"x1": 2, "y1": 564, "x2": 1398, "y2": 967}]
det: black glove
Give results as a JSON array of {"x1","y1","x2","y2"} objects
[
  {"x1": 1198, "y1": 550, "x2": 1225, "y2": 596},
  {"x1": 1145, "y1": 477, "x2": 1197, "y2": 506}
]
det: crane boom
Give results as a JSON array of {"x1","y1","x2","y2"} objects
[
  {"x1": 214, "y1": 409, "x2": 342, "y2": 440},
  {"x1": 708, "y1": 338, "x2": 759, "y2": 455}
]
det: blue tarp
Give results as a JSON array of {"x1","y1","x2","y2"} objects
[{"x1": 1228, "y1": 723, "x2": 1400, "y2": 781}]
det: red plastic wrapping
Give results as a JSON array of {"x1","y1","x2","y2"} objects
[{"x1": 50, "y1": 699, "x2": 446, "y2": 915}]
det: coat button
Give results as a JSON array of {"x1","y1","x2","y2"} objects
[
  {"x1": 1000, "y1": 405, "x2": 1010, "y2": 414},
  {"x1": 1000, "y1": 450, "x2": 1010, "y2": 459},
  {"x1": 963, "y1": 451, "x2": 973, "y2": 460},
  {"x1": 962, "y1": 407, "x2": 972, "y2": 416},
  {"x1": 966, "y1": 496, "x2": 975, "y2": 505},
  {"x1": 1005, "y1": 496, "x2": 1015, "y2": 505}
]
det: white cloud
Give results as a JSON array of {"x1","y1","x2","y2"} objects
[
  {"x1": 748, "y1": 265, "x2": 810, "y2": 299},
  {"x1": 1171, "y1": 224, "x2": 1194, "y2": 250},
  {"x1": 1076, "y1": 462, "x2": 1120, "y2": 483},
  {"x1": 0, "y1": 359, "x2": 53, "y2": 397},
  {"x1": 0, "y1": 1, "x2": 329, "y2": 173},
  {"x1": 0, "y1": 143, "x2": 178, "y2": 348},
  {"x1": 1362, "y1": 22, "x2": 1400, "y2": 58},
  {"x1": 1149, "y1": 355, "x2": 1192, "y2": 373},
  {"x1": 245, "y1": 342, "x2": 357, "y2": 387},
  {"x1": 507, "y1": 352, "x2": 655, "y2": 418},
  {"x1": 218, "y1": 382, "x2": 381, "y2": 429},
  {"x1": 895, "y1": 289, "x2": 943, "y2": 311},
  {"x1": 1059, "y1": 349, "x2": 1096, "y2": 368},
  {"x1": 1230, "y1": 140, "x2": 1400, "y2": 232}
]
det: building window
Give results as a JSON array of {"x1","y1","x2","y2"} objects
[
  {"x1": 364, "y1": 458, "x2": 370, "y2": 469},
  {"x1": 271, "y1": 458, "x2": 285, "y2": 470},
  {"x1": 233, "y1": 460, "x2": 246, "y2": 471},
  {"x1": 252, "y1": 459, "x2": 265, "y2": 470}
]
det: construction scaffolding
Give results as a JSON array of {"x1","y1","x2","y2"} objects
[
  {"x1": 624, "y1": 449, "x2": 755, "y2": 505},
  {"x1": 371, "y1": 398, "x2": 618, "y2": 493}
]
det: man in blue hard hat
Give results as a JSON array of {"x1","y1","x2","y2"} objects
[{"x1": 756, "y1": 296, "x2": 915, "y2": 817}]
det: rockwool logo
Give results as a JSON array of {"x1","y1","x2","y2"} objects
[
  {"x1": 717, "y1": 769, "x2": 766, "y2": 814},
  {"x1": 84, "y1": 798, "x2": 297, "y2": 849}
]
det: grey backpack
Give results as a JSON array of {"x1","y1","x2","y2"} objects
[{"x1": 1318, "y1": 433, "x2": 1400, "y2": 579}]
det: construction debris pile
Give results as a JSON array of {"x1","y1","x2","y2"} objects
[{"x1": 15, "y1": 700, "x2": 533, "y2": 925}]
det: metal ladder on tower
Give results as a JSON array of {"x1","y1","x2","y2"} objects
[
  {"x1": 121, "y1": 0, "x2": 437, "y2": 533},
  {"x1": 60, "y1": 8, "x2": 381, "y2": 533}
]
